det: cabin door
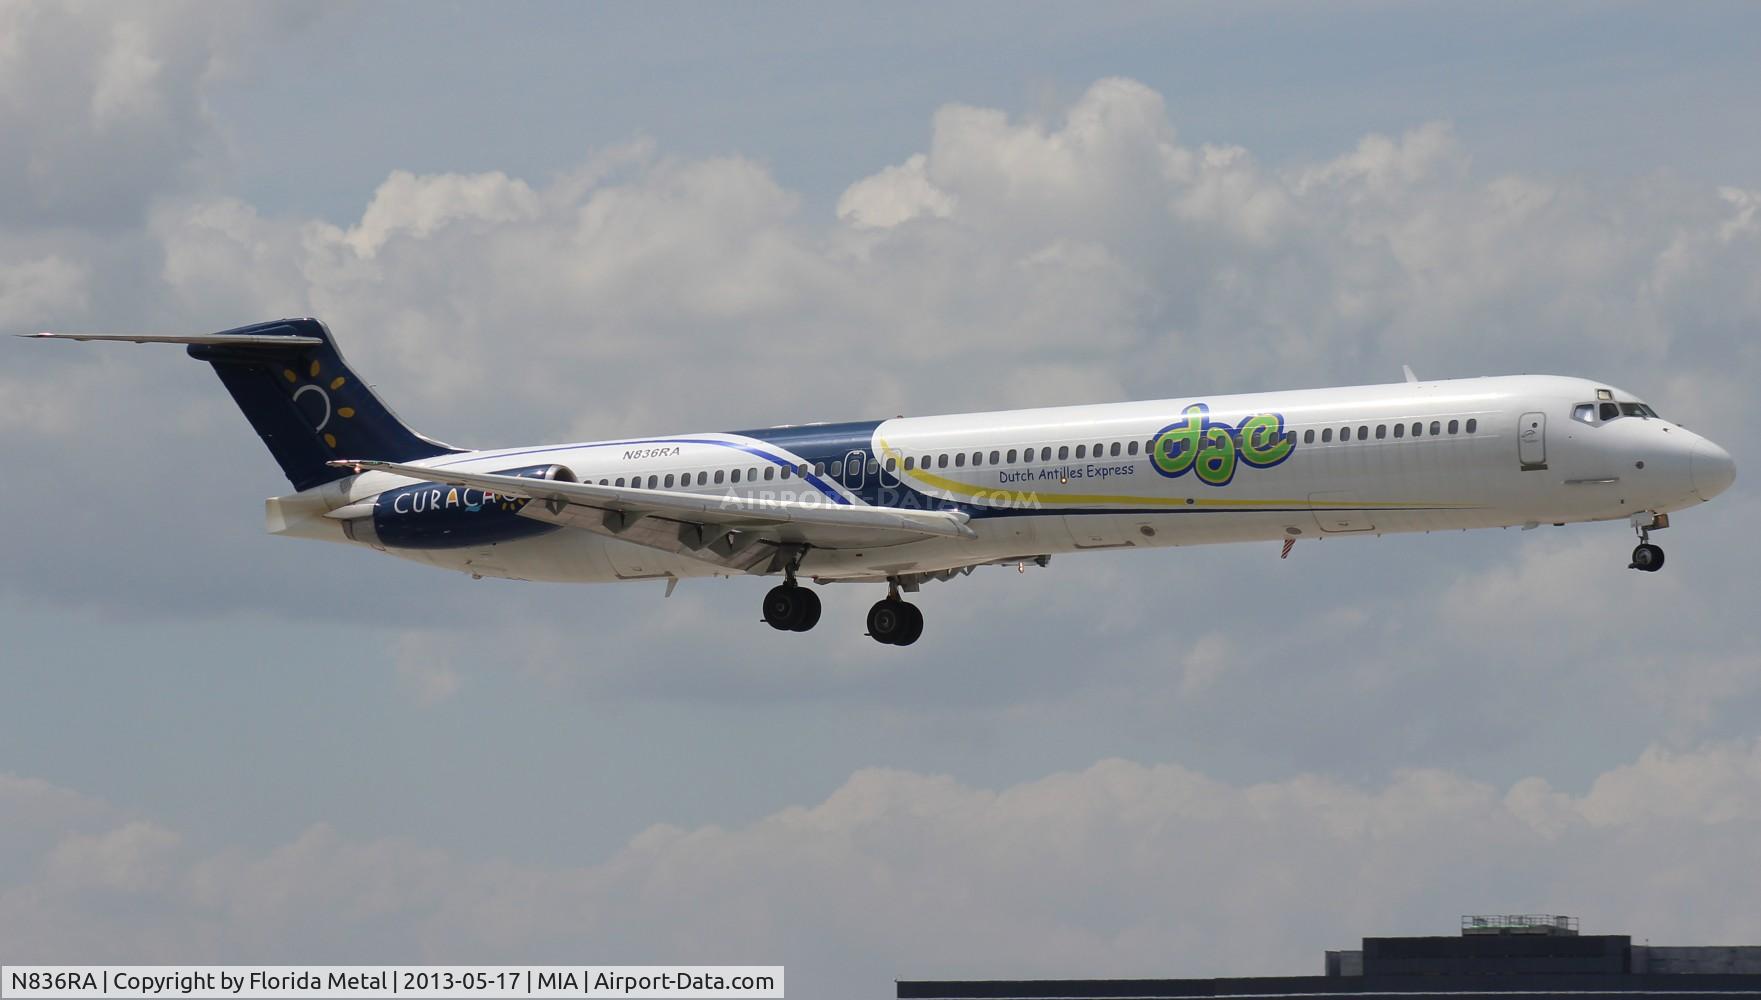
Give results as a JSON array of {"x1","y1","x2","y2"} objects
[
  {"x1": 842, "y1": 450, "x2": 867, "y2": 490},
  {"x1": 1518, "y1": 412, "x2": 1547, "y2": 469}
]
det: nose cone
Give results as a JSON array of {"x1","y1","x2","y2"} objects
[{"x1": 1691, "y1": 439, "x2": 1736, "y2": 501}]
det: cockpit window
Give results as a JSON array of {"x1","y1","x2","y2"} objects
[{"x1": 1580, "y1": 399, "x2": 1662, "y2": 424}]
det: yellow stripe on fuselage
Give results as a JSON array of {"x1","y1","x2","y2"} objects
[{"x1": 872, "y1": 436, "x2": 1470, "y2": 510}]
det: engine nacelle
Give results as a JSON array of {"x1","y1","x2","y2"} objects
[{"x1": 347, "y1": 464, "x2": 575, "y2": 550}]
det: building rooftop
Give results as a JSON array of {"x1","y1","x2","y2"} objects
[{"x1": 899, "y1": 918, "x2": 1761, "y2": 999}]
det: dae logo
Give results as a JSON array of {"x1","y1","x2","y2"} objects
[
  {"x1": 283, "y1": 359, "x2": 356, "y2": 450},
  {"x1": 1151, "y1": 403, "x2": 1294, "y2": 486}
]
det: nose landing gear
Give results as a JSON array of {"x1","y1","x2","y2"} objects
[{"x1": 1628, "y1": 512, "x2": 1668, "y2": 573}]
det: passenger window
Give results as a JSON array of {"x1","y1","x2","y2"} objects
[
  {"x1": 1006, "y1": 449, "x2": 1017, "y2": 463},
  {"x1": 937, "y1": 454, "x2": 949, "y2": 469},
  {"x1": 1340, "y1": 426, "x2": 1350, "y2": 441},
  {"x1": 763, "y1": 467, "x2": 775, "y2": 481},
  {"x1": 1430, "y1": 421, "x2": 1441, "y2": 436},
  {"x1": 1058, "y1": 445, "x2": 1070, "y2": 460},
  {"x1": 1128, "y1": 441, "x2": 1139, "y2": 455},
  {"x1": 1375, "y1": 425, "x2": 1386, "y2": 439},
  {"x1": 1393, "y1": 424, "x2": 1404, "y2": 439},
  {"x1": 829, "y1": 460, "x2": 842, "y2": 477},
  {"x1": 1572, "y1": 403, "x2": 1596, "y2": 424},
  {"x1": 1041, "y1": 446, "x2": 1053, "y2": 462},
  {"x1": 647, "y1": 475, "x2": 658, "y2": 489},
  {"x1": 1600, "y1": 402, "x2": 1619, "y2": 421},
  {"x1": 1411, "y1": 422, "x2": 1422, "y2": 437},
  {"x1": 664, "y1": 474, "x2": 675, "y2": 488},
  {"x1": 1110, "y1": 442, "x2": 1121, "y2": 457},
  {"x1": 885, "y1": 457, "x2": 896, "y2": 472},
  {"x1": 779, "y1": 466, "x2": 791, "y2": 479},
  {"x1": 1357, "y1": 426, "x2": 1368, "y2": 441},
  {"x1": 1322, "y1": 428, "x2": 1333, "y2": 443},
  {"x1": 990, "y1": 450, "x2": 1000, "y2": 465},
  {"x1": 814, "y1": 463, "x2": 825, "y2": 476},
  {"x1": 955, "y1": 453, "x2": 965, "y2": 467},
  {"x1": 971, "y1": 452, "x2": 982, "y2": 466},
  {"x1": 731, "y1": 469, "x2": 741, "y2": 483},
  {"x1": 1448, "y1": 419, "x2": 1459, "y2": 434},
  {"x1": 1075, "y1": 445, "x2": 1087, "y2": 459},
  {"x1": 749, "y1": 467, "x2": 758, "y2": 481},
  {"x1": 1466, "y1": 418, "x2": 1477, "y2": 433},
  {"x1": 1304, "y1": 429, "x2": 1315, "y2": 444},
  {"x1": 714, "y1": 470, "x2": 724, "y2": 484},
  {"x1": 599, "y1": 479, "x2": 608, "y2": 485},
  {"x1": 866, "y1": 459, "x2": 879, "y2": 476},
  {"x1": 1093, "y1": 443, "x2": 1104, "y2": 457},
  {"x1": 615, "y1": 477, "x2": 626, "y2": 487},
  {"x1": 903, "y1": 457, "x2": 915, "y2": 471}
]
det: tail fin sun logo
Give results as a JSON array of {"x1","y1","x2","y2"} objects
[
  {"x1": 283, "y1": 359, "x2": 356, "y2": 450},
  {"x1": 1150, "y1": 403, "x2": 1295, "y2": 487}
]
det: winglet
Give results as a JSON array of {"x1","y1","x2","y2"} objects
[{"x1": 1402, "y1": 364, "x2": 1418, "y2": 384}]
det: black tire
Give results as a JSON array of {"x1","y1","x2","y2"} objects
[
  {"x1": 867, "y1": 599, "x2": 905, "y2": 644},
  {"x1": 894, "y1": 602, "x2": 924, "y2": 646},
  {"x1": 1632, "y1": 543, "x2": 1665, "y2": 572},
  {"x1": 763, "y1": 585, "x2": 803, "y2": 630},
  {"x1": 790, "y1": 588, "x2": 822, "y2": 632}
]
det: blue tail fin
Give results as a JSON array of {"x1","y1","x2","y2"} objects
[{"x1": 187, "y1": 318, "x2": 458, "y2": 491}]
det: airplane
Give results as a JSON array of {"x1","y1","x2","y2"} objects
[{"x1": 25, "y1": 318, "x2": 1736, "y2": 646}]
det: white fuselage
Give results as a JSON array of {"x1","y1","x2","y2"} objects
[{"x1": 273, "y1": 374, "x2": 1735, "y2": 584}]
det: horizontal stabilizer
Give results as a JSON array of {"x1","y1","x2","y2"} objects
[
  {"x1": 22, "y1": 332, "x2": 324, "y2": 348},
  {"x1": 24, "y1": 318, "x2": 455, "y2": 491}
]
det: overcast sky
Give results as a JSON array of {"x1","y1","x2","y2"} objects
[{"x1": 3, "y1": 2, "x2": 1759, "y2": 995}]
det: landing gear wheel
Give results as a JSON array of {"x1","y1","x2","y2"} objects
[
  {"x1": 867, "y1": 598, "x2": 919, "y2": 645},
  {"x1": 1630, "y1": 543, "x2": 1665, "y2": 573},
  {"x1": 790, "y1": 588, "x2": 821, "y2": 631},
  {"x1": 894, "y1": 602, "x2": 924, "y2": 646},
  {"x1": 763, "y1": 584, "x2": 820, "y2": 631}
]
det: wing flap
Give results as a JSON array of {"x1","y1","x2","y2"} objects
[{"x1": 329, "y1": 459, "x2": 974, "y2": 570}]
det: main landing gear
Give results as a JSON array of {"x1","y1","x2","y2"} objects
[
  {"x1": 760, "y1": 575, "x2": 924, "y2": 646},
  {"x1": 866, "y1": 595, "x2": 924, "y2": 647},
  {"x1": 1629, "y1": 512, "x2": 1668, "y2": 573},
  {"x1": 762, "y1": 582, "x2": 821, "y2": 632}
]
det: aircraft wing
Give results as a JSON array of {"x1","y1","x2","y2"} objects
[
  {"x1": 330, "y1": 459, "x2": 974, "y2": 573},
  {"x1": 22, "y1": 331, "x2": 325, "y2": 347}
]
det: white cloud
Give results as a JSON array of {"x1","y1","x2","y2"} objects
[
  {"x1": 5, "y1": 745, "x2": 1761, "y2": 984},
  {"x1": 0, "y1": 254, "x2": 87, "y2": 329},
  {"x1": 344, "y1": 171, "x2": 542, "y2": 258},
  {"x1": 0, "y1": 4, "x2": 299, "y2": 227}
]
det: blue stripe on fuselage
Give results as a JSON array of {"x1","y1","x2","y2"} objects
[{"x1": 431, "y1": 426, "x2": 887, "y2": 506}]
